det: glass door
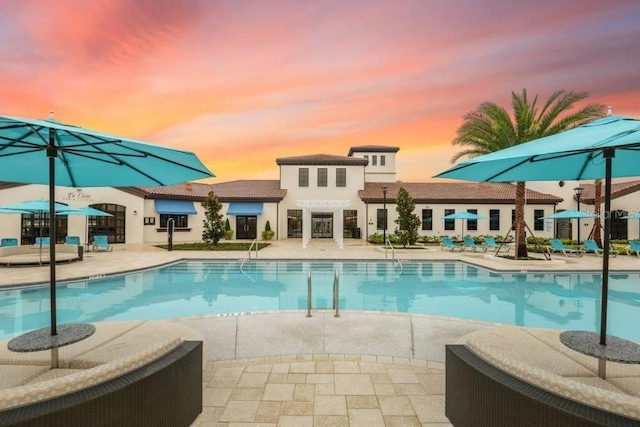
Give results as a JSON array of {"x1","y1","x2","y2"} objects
[
  {"x1": 312, "y1": 214, "x2": 333, "y2": 238},
  {"x1": 236, "y1": 216, "x2": 257, "y2": 240}
]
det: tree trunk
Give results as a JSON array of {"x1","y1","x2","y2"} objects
[
  {"x1": 593, "y1": 179, "x2": 602, "y2": 246},
  {"x1": 514, "y1": 181, "x2": 528, "y2": 259}
]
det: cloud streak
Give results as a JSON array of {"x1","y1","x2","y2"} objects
[{"x1": 1, "y1": 0, "x2": 639, "y2": 182}]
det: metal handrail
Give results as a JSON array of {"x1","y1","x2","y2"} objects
[
  {"x1": 306, "y1": 270, "x2": 312, "y2": 318},
  {"x1": 240, "y1": 238, "x2": 259, "y2": 271},
  {"x1": 334, "y1": 270, "x2": 340, "y2": 317},
  {"x1": 386, "y1": 238, "x2": 403, "y2": 273}
]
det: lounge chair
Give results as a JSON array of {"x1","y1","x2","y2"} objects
[
  {"x1": 483, "y1": 236, "x2": 510, "y2": 253},
  {"x1": 0, "y1": 238, "x2": 18, "y2": 247},
  {"x1": 34, "y1": 237, "x2": 50, "y2": 246},
  {"x1": 548, "y1": 239, "x2": 584, "y2": 257},
  {"x1": 583, "y1": 239, "x2": 618, "y2": 257},
  {"x1": 629, "y1": 240, "x2": 640, "y2": 257},
  {"x1": 65, "y1": 236, "x2": 81, "y2": 246},
  {"x1": 462, "y1": 237, "x2": 487, "y2": 252},
  {"x1": 92, "y1": 235, "x2": 113, "y2": 252},
  {"x1": 441, "y1": 237, "x2": 462, "y2": 252}
]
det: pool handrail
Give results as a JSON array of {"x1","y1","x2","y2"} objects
[
  {"x1": 333, "y1": 269, "x2": 340, "y2": 318},
  {"x1": 386, "y1": 238, "x2": 404, "y2": 273},
  {"x1": 240, "y1": 238, "x2": 259, "y2": 271}
]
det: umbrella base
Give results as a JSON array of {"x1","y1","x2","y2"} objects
[{"x1": 7, "y1": 323, "x2": 96, "y2": 352}]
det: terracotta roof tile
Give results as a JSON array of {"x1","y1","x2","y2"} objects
[
  {"x1": 130, "y1": 180, "x2": 286, "y2": 202},
  {"x1": 573, "y1": 180, "x2": 640, "y2": 204},
  {"x1": 359, "y1": 182, "x2": 563, "y2": 204},
  {"x1": 348, "y1": 145, "x2": 400, "y2": 156},
  {"x1": 276, "y1": 154, "x2": 368, "y2": 166}
]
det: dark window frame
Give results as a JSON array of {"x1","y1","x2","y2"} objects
[
  {"x1": 317, "y1": 167, "x2": 328, "y2": 187},
  {"x1": 336, "y1": 168, "x2": 347, "y2": 187},
  {"x1": 467, "y1": 209, "x2": 478, "y2": 231},
  {"x1": 422, "y1": 209, "x2": 433, "y2": 231},
  {"x1": 376, "y1": 208, "x2": 387, "y2": 231},
  {"x1": 299, "y1": 168, "x2": 309, "y2": 187},
  {"x1": 490, "y1": 209, "x2": 500, "y2": 231},
  {"x1": 534, "y1": 209, "x2": 545, "y2": 231},
  {"x1": 444, "y1": 209, "x2": 455, "y2": 231}
]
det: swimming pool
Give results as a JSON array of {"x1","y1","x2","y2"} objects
[{"x1": 1, "y1": 260, "x2": 639, "y2": 342}]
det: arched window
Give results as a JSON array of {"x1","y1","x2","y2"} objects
[{"x1": 88, "y1": 204, "x2": 126, "y2": 244}]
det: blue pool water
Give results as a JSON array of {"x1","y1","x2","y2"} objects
[{"x1": 1, "y1": 260, "x2": 639, "y2": 342}]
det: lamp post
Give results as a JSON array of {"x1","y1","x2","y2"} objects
[
  {"x1": 382, "y1": 185, "x2": 388, "y2": 258},
  {"x1": 574, "y1": 186, "x2": 583, "y2": 244}
]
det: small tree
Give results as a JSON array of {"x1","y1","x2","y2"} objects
[
  {"x1": 262, "y1": 220, "x2": 275, "y2": 240},
  {"x1": 201, "y1": 191, "x2": 225, "y2": 245},
  {"x1": 394, "y1": 187, "x2": 420, "y2": 247}
]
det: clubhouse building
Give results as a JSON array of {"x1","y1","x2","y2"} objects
[{"x1": 1, "y1": 145, "x2": 639, "y2": 248}]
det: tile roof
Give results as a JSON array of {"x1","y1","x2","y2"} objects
[
  {"x1": 275, "y1": 154, "x2": 368, "y2": 166},
  {"x1": 573, "y1": 180, "x2": 640, "y2": 204},
  {"x1": 126, "y1": 180, "x2": 286, "y2": 202},
  {"x1": 348, "y1": 145, "x2": 400, "y2": 156},
  {"x1": 359, "y1": 182, "x2": 563, "y2": 204}
]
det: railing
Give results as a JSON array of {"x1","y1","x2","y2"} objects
[
  {"x1": 386, "y1": 238, "x2": 404, "y2": 273},
  {"x1": 240, "y1": 238, "x2": 259, "y2": 271},
  {"x1": 332, "y1": 269, "x2": 340, "y2": 318},
  {"x1": 306, "y1": 269, "x2": 340, "y2": 318}
]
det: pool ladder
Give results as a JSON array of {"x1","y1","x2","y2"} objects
[
  {"x1": 240, "y1": 239, "x2": 259, "y2": 271},
  {"x1": 306, "y1": 269, "x2": 340, "y2": 318},
  {"x1": 386, "y1": 238, "x2": 404, "y2": 273}
]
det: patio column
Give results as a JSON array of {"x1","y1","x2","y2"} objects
[
  {"x1": 302, "y1": 208, "x2": 312, "y2": 249},
  {"x1": 334, "y1": 209, "x2": 344, "y2": 249}
]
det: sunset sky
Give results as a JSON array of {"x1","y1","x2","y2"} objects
[{"x1": 1, "y1": 0, "x2": 639, "y2": 184}]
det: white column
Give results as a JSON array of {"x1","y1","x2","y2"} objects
[
  {"x1": 335, "y1": 209, "x2": 344, "y2": 249},
  {"x1": 302, "y1": 208, "x2": 312, "y2": 249}
]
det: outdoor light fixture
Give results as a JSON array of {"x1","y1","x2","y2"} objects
[{"x1": 574, "y1": 186, "x2": 584, "y2": 244}]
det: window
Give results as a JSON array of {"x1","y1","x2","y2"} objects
[
  {"x1": 444, "y1": 209, "x2": 455, "y2": 231},
  {"x1": 336, "y1": 168, "x2": 346, "y2": 187},
  {"x1": 534, "y1": 209, "x2": 544, "y2": 231},
  {"x1": 372, "y1": 155, "x2": 377, "y2": 166},
  {"x1": 89, "y1": 203, "x2": 127, "y2": 243},
  {"x1": 376, "y1": 208, "x2": 387, "y2": 230},
  {"x1": 343, "y1": 210, "x2": 357, "y2": 237},
  {"x1": 160, "y1": 214, "x2": 188, "y2": 228},
  {"x1": 490, "y1": 209, "x2": 500, "y2": 231},
  {"x1": 380, "y1": 155, "x2": 386, "y2": 166},
  {"x1": 287, "y1": 209, "x2": 303, "y2": 237},
  {"x1": 363, "y1": 155, "x2": 369, "y2": 162},
  {"x1": 422, "y1": 209, "x2": 433, "y2": 230},
  {"x1": 317, "y1": 168, "x2": 327, "y2": 187},
  {"x1": 511, "y1": 209, "x2": 516, "y2": 228},
  {"x1": 21, "y1": 213, "x2": 68, "y2": 245},
  {"x1": 467, "y1": 209, "x2": 478, "y2": 231},
  {"x1": 298, "y1": 168, "x2": 309, "y2": 187}
]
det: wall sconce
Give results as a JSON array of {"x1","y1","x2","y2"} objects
[{"x1": 133, "y1": 210, "x2": 138, "y2": 215}]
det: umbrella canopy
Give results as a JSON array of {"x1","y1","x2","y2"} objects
[
  {"x1": 442, "y1": 212, "x2": 488, "y2": 220},
  {"x1": 539, "y1": 210, "x2": 600, "y2": 220},
  {"x1": 0, "y1": 114, "x2": 214, "y2": 345},
  {"x1": 442, "y1": 212, "x2": 488, "y2": 237},
  {"x1": 0, "y1": 199, "x2": 82, "y2": 215},
  {"x1": 435, "y1": 115, "x2": 640, "y2": 353}
]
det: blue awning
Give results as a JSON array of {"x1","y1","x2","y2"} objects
[
  {"x1": 227, "y1": 202, "x2": 263, "y2": 215},
  {"x1": 154, "y1": 199, "x2": 197, "y2": 215}
]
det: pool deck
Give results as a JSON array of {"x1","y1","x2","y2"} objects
[{"x1": 2, "y1": 239, "x2": 638, "y2": 426}]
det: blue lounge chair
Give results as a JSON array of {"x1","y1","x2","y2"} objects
[
  {"x1": 629, "y1": 240, "x2": 640, "y2": 257},
  {"x1": 0, "y1": 238, "x2": 18, "y2": 247},
  {"x1": 549, "y1": 239, "x2": 584, "y2": 257},
  {"x1": 583, "y1": 239, "x2": 618, "y2": 257},
  {"x1": 441, "y1": 237, "x2": 462, "y2": 252},
  {"x1": 65, "y1": 236, "x2": 81, "y2": 246},
  {"x1": 92, "y1": 235, "x2": 113, "y2": 252},
  {"x1": 483, "y1": 237, "x2": 510, "y2": 253},
  {"x1": 34, "y1": 237, "x2": 50, "y2": 246},
  {"x1": 463, "y1": 237, "x2": 487, "y2": 252}
]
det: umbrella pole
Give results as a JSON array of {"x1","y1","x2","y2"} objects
[
  {"x1": 600, "y1": 150, "x2": 614, "y2": 348},
  {"x1": 48, "y1": 135, "x2": 58, "y2": 338}
]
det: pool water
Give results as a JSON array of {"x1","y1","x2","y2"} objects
[{"x1": 1, "y1": 260, "x2": 639, "y2": 342}]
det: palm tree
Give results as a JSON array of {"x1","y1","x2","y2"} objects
[{"x1": 451, "y1": 89, "x2": 606, "y2": 259}]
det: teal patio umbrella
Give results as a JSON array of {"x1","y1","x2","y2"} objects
[
  {"x1": 442, "y1": 212, "x2": 488, "y2": 237},
  {"x1": 539, "y1": 210, "x2": 600, "y2": 220},
  {"x1": 0, "y1": 114, "x2": 213, "y2": 353},
  {"x1": 435, "y1": 115, "x2": 640, "y2": 371},
  {"x1": 61, "y1": 205, "x2": 112, "y2": 248},
  {"x1": 0, "y1": 199, "x2": 85, "y2": 263}
]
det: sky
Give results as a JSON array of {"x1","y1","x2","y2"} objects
[{"x1": 1, "y1": 0, "x2": 640, "y2": 184}]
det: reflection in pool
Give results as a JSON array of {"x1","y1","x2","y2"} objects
[{"x1": 1, "y1": 260, "x2": 639, "y2": 342}]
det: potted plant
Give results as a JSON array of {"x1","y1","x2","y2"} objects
[
  {"x1": 261, "y1": 220, "x2": 275, "y2": 241},
  {"x1": 224, "y1": 218, "x2": 233, "y2": 240}
]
